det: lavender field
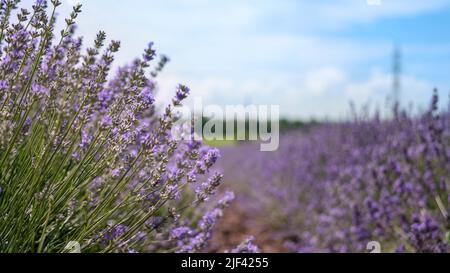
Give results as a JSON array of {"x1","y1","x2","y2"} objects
[
  {"x1": 0, "y1": 1, "x2": 449, "y2": 254},
  {"x1": 214, "y1": 97, "x2": 450, "y2": 253}
]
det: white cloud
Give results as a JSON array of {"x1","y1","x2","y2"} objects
[
  {"x1": 305, "y1": 67, "x2": 346, "y2": 95},
  {"x1": 344, "y1": 70, "x2": 432, "y2": 102},
  {"x1": 345, "y1": 70, "x2": 390, "y2": 101}
]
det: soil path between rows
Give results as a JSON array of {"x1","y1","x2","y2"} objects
[{"x1": 210, "y1": 197, "x2": 288, "y2": 253}]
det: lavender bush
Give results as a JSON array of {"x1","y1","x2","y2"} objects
[
  {"x1": 0, "y1": 0, "x2": 233, "y2": 253},
  {"x1": 219, "y1": 93, "x2": 450, "y2": 253}
]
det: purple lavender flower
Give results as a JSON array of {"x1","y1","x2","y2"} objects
[
  {"x1": 227, "y1": 237, "x2": 260, "y2": 253},
  {"x1": 111, "y1": 169, "x2": 121, "y2": 178},
  {"x1": 31, "y1": 83, "x2": 49, "y2": 98},
  {"x1": 0, "y1": 80, "x2": 8, "y2": 90},
  {"x1": 204, "y1": 148, "x2": 220, "y2": 168},
  {"x1": 195, "y1": 173, "x2": 223, "y2": 202},
  {"x1": 103, "y1": 223, "x2": 129, "y2": 243},
  {"x1": 101, "y1": 115, "x2": 113, "y2": 127},
  {"x1": 171, "y1": 226, "x2": 193, "y2": 240},
  {"x1": 139, "y1": 87, "x2": 155, "y2": 105},
  {"x1": 143, "y1": 42, "x2": 156, "y2": 62},
  {"x1": 218, "y1": 191, "x2": 235, "y2": 207},
  {"x1": 173, "y1": 84, "x2": 190, "y2": 105}
]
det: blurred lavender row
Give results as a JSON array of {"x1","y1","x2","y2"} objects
[{"x1": 217, "y1": 93, "x2": 450, "y2": 253}]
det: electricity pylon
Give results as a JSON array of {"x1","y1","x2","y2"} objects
[{"x1": 392, "y1": 46, "x2": 401, "y2": 106}]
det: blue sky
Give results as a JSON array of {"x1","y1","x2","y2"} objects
[{"x1": 26, "y1": 0, "x2": 450, "y2": 119}]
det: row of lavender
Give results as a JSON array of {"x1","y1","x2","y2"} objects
[
  {"x1": 0, "y1": 1, "x2": 258, "y2": 253},
  {"x1": 219, "y1": 94, "x2": 450, "y2": 252}
]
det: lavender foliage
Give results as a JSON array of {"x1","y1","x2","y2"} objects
[{"x1": 0, "y1": 0, "x2": 233, "y2": 253}]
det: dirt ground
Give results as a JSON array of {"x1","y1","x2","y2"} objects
[{"x1": 210, "y1": 200, "x2": 289, "y2": 253}]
